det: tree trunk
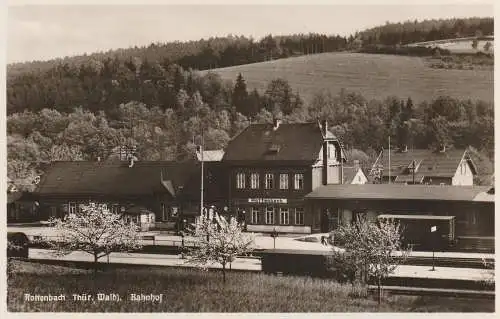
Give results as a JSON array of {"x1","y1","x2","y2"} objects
[
  {"x1": 93, "y1": 254, "x2": 99, "y2": 277},
  {"x1": 377, "y1": 277, "x2": 382, "y2": 305},
  {"x1": 222, "y1": 263, "x2": 226, "y2": 284}
]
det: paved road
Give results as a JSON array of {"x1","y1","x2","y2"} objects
[
  {"x1": 10, "y1": 226, "x2": 494, "y2": 259},
  {"x1": 29, "y1": 248, "x2": 493, "y2": 281}
]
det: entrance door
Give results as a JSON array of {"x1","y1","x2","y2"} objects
[{"x1": 321, "y1": 209, "x2": 339, "y2": 233}]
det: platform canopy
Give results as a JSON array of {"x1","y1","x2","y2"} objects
[
  {"x1": 305, "y1": 184, "x2": 491, "y2": 202},
  {"x1": 377, "y1": 214, "x2": 455, "y2": 220}
]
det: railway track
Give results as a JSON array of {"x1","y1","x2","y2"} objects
[{"x1": 368, "y1": 285, "x2": 495, "y2": 299}]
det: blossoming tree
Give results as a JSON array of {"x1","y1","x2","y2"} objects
[
  {"x1": 333, "y1": 216, "x2": 409, "y2": 304},
  {"x1": 49, "y1": 202, "x2": 142, "y2": 273},
  {"x1": 185, "y1": 213, "x2": 255, "y2": 283}
]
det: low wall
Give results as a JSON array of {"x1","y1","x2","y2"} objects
[{"x1": 246, "y1": 225, "x2": 311, "y2": 234}]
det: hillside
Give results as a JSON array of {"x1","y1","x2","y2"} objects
[{"x1": 209, "y1": 52, "x2": 493, "y2": 103}]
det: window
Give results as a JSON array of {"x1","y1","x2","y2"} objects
[
  {"x1": 236, "y1": 173, "x2": 246, "y2": 189},
  {"x1": 265, "y1": 173, "x2": 274, "y2": 189},
  {"x1": 280, "y1": 208, "x2": 289, "y2": 225},
  {"x1": 265, "y1": 207, "x2": 275, "y2": 224},
  {"x1": 279, "y1": 174, "x2": 289, "y2": 190},
  {"x1": 171, "y1": 207, "x2": 178, "y2": 217},
  {"x1": 68, "y1": 202, "x2": 77, "y2": 214},
  {"x1": 470, "y1": 211, "x2": 478, "y2": 225},
  {"x1": 111, "y1": 204, "x2": 120, "y2": 214},
  {"x1": 294, "y1": 174, "x2": 304, "y2": 190},
  {"x1": 250, "y1": 173, "x2": 260, "y2": 189},
  {"x1": 295, "y1": 207, "x2": 304, "y2": 225},
  {"x1": 327, "y1": 143, "x2": 336, "y2": 160},
  {"x1": 251, "y1": 207, "x2": 260, "y2": 224},
  {"x1": 50, "y1": 206, "x2": 57, "y2": 218},
  {"x1": 161, "y1": 203, "x2": 168, "y2": 221}
]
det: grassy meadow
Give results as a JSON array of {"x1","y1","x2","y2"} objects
[
  {"x1": 209, "y1": 52, "x2": 493, "y2": 103},
  {"x1": 7, "y1": 260, "x2": 495, "y2": 312}
]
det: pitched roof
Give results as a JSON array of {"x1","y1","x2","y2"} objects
[
  {"x1": 305, "y1": 184, "x2": 491, "y2": 202},
  {"x1": 473, "y1": 188, "x2": 495, "y2": 202},
  {"x1": 223, "y1": 122, "x2": 337, "y2": 163},
  {"x1": 34, "y1": 161, "x2": 198, "y2": 197},
  {"x1": 374, "y1": 148, "x2": 476, "y2": 178},
  {"x1": 343, "y1": 167, "x2": 366, "y2": 184},
  {"x1": 196, "y1": 150, "x2": 225, "y2": 162}
]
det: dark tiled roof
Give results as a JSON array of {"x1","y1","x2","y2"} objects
[
  {"x1": 223, "y1": 122, "x2": 334, "y2": 163},
  {"x1": 375, "y1": 149, "x2": 476, "y2": 178},
  {"x1": 305, "y1": 184, "x2": 491, "y2": 202},
  {"x1": 7, "y1": 192, "x2": 36, "y2": 204},
  {"x1": 7, "y1": 192, "x2": 23, "y2": 204},
  {"x1": 34, "y1": 161, "x2": 198, "y2": 197}
]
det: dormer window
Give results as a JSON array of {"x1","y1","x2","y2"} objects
[{"x1": 327, "y1": 143, "x2": 336, "y2": 160}]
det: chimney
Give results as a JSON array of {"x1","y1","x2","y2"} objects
[
  {"x1": 320, "y1": 119, "x2": 328, "y2": 137},
  {"x1": 353, "y1": 160, "x2": 360, "y2": 171},
  {"x1": 273, "y1": 119, "x2": 282, "y2": 131}
]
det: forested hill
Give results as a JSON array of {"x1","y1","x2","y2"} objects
[
  {"x1": 7, "y1": 17, "x2": 493, "y2": 78},
  {"x1": 356, "y1": 17, "x2": 493, "y2": 46}
]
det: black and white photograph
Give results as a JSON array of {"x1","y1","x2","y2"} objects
[{"x1": 3, "y1": 0, "x2": 496, "y2": 314}]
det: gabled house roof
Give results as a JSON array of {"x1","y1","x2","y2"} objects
[
  {"x1": 223, "y1": 122, "x2": 343, "y2": 163},
  {"x1": 34, "y1": 161, "x2": 198, "y2": 198},
  {"x1": 196, "y1": 150, "x2": 225, "y2": 162},
  {"x1": 343, "y1": 167, "x2": 367, "y2": 184},
  {"x1": 373, "y1": 148, "x2": 477, "y2": 179}
]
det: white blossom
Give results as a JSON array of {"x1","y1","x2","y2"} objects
[
  {"x1": 48, "y1": 202, "x2": 142, "y2": 268},
  {"x1": 185, "y1": 213, "x2": 255, "y2": 282}
]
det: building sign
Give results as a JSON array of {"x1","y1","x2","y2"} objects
[{"x1": 248, "y1": 198, "x2": 287, "y2": 204}]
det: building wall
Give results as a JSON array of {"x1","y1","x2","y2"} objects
[
  {"x1": 452, "y1": 159, "x2": 474, "y2": 186},
  {"x1": 422, "y1": 177, "x2": 453, "y2": 185},
  {"x1": 327, "y1": 165, "x2": 341, "y2": 184},
  {"x1": 36, "y1": 193, "x2": 183, "y2": 230},
  {"x1": 305, "y1": 198, "x2": 494, "y2": 237},
  {"x1": 312, "y1": 167, "x2": 323, "y2": 190},
  {"x1": 228, "y1": 164, "x2": 313, "y2": 233}
]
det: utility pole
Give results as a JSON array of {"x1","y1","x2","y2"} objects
[
  {"x1": 412, "y1": 160, "x2": 416, "y2": 185},
  {"x1": 200, "y1": 128, "x2": 204, "y2": 217}
]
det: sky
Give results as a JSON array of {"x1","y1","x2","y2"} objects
[{"x1": 6, "y1": 2, "x2": 494, "y2": 63}]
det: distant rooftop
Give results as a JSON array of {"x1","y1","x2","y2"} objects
[{"x1": 196, "y1": 150, "x2": 225, "y2": 162}]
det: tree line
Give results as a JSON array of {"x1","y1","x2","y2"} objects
[
  {"x1": 7, "y1": 17, "x2": 492, "y2": 81},
  {"x1": 357, "y1": 17, "x2": 493, "y2": 46},
  {"x1": 7, "y1": 71, "x2": 494, "y2": 191}
]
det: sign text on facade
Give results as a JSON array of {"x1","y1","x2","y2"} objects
[{"x1": 247, "y1": 198, "x2": 288, "y2": 204}]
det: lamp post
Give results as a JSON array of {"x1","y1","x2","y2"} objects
[
  {"x1": 431, "y1": 225, "x2": 437, "y2": 271},
  {"x1": 271, "y1": 228, "x2": 279, "y2": 249}
]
